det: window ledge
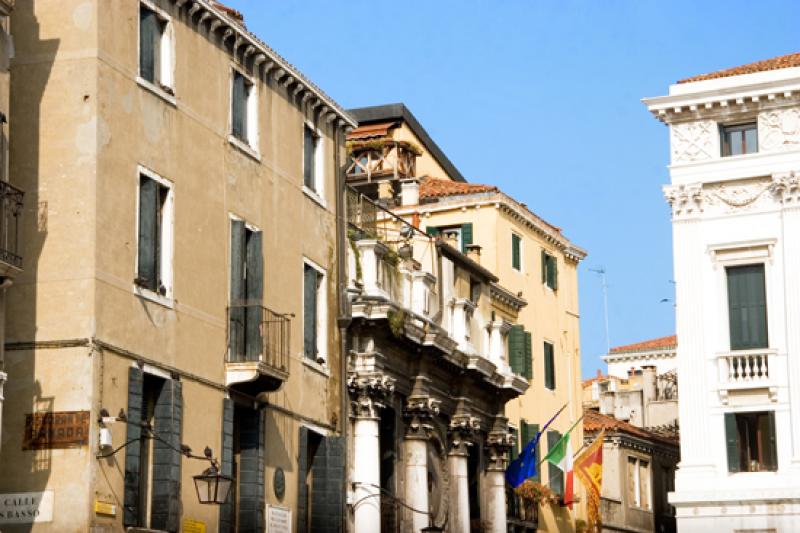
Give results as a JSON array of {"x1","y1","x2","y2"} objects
[
  {"x1": 136, "y1": 77, "x2": 177, "y2": 107},
  {"x1": 302, "y1": 357, "x2": 330, "y2": 377},
  {"x1": 134, "y1": 284, "x2": 174, "y2": 309},
  {"x1": 302, "y1": 185, "x2": 327, "y2": 209},
  {"x1": 228, "y1": 135, "x2": 261, "y2": 162}
]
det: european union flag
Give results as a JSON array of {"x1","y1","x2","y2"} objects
[{"x1": 505, "y1": 433, "x2": 541, "y2": 488}]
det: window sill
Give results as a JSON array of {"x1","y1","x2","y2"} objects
[
  {"x1": 228, "y1": 135, "x2": 261, "y2": 162},
  {"x1": 302, "y1": 185, "x2": 327, "y2": 209},
  {"x1": 136, "y1": 77, "x2": 177, "y2": 107},
  {"x1": 134, "y1": 284, "x2": 174, "y2": 309},
  {"x1": 302, "y1": 357, "x2": 330, "y2": 377}
]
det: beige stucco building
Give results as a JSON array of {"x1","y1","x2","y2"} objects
[
  {"x1": 0, "y1": 1, "x2": 354, "y2": 532},
  {"x1": 347, "y1": 104, "x2": 588, "y2": 532}
]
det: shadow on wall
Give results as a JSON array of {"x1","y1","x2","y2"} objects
[{"x1": 0, "y1": 1, "x2": 59, "y2": 532}]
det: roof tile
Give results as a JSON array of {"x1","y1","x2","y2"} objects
[
  {"x1": 610, "y1": 334, "x2": 677, "y2": 354},
  {"x1": 678, "y1": 52, "x2": 800, "y2": 84},
  {"x1": 347, "y1": 121, "x2": 398, "y2": 140},
  {"x1": 583, "y1": 409, "x2": 677, "y2": 444},
  {"x1": 419, "y1": 176, "x2": 498, "y2": 200}
]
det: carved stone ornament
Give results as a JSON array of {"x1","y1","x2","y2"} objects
[
  {"x1": 663, "y1": 183, "x2": 704, "y2": 217},
  {"x1": 485, "y1": 429, "x2": 514, "y2": 471},
  {"x1": 704, "y1": 180, "x2": 773, "y2": 211},
  {"x1": 770, "y1": 171, "x2": 800, "y2": 204},
  {"x1": 670, "y1": 120, "x2": 715, "y2": 163},
  {"x1": 759, "y1": 108, "x2": 800, "y2": 152},
  {"x1": 448, "y1": 413, "x2": 481, "y2": 455},
  {"x1": 348, "y1": 373, "x2": 395, "y2": 419},
  {"x1": 403, "y1": 395, "x2": 441, "y2": 439}
]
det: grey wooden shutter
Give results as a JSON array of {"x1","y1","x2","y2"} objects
[
  {"x1": 544, "y1": 342, "x2": 555, "y2": 390},
  {"x1": 508, "y1": 325, "x2": 525, "y2": 375},
  {"x1": 239, "y1": 408, "x2": 265, "y2": 533},
  {"x1": 138, "y1": 177, "x2": 158, "y2": 291},
  {"x1": 547, "y1": 430, "x2": 563, "y2": 495},
  {"x1": 232, "y1": 73, "x2": 247, "y2": 141},
  {"x1": 297, "y1": 427, "x2": 310, "y2": 533},
  {"x1": 524, "y1": 331, "x2": 533, "y2": 379},
  {"x1": 724, "y1": 413, "x2": 740, "y2": 473},
  {"x1": 461, "y1": 223, "x2": 473, "y2": 253},
  {"x1": 230, "y1": 220, "x2": 246, "y2": 360},
  {"x1": 529, "y1": 423, "x2": 540, "y2": 481},
  {"x1": 139, "y1": 8, "x2": 157, "y2": 82},
  {"x1": 727, "y1": 265, "x2": 768, "y2": 350},
  {"x1": 123, "y1": 367, "x2": 144, "y2": 527},
  {"x1": 765, "y1": 411, "x2": 777, "y2": 471},
  {"x1": 245, "y1": 231, "x2": 264, "y2": 361},
  {"x1": 219, "y1": 399, "x2": 235, "y2": 533},
  {"x1": 512, "y1": 233, "x2": 521, "y2": 270},
  {"x1": 304, "y1": 126, "x2": 315, "y2": 189},
  {"x1": 310, "y1": 436, "x2": 345, "y2": 533},
  {"x1": 151, "y1": 378, "x2": 182, "y2": 533},
  {"x1": 303, "y1": 265, "x2": 318, "y2": 359}
]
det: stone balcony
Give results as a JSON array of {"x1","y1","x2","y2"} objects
[{"x1": 716, "y1": 349, "x2": 778, "y2": 404}]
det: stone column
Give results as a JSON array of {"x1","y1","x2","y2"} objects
[
  {"x1": 448, "y1": 413, "x2": 480, "y2": 533},
  {"x1": 403, "y1": 395, "x2": 440, "y2": 533},
  {"x1": 349, "y1": 374, "x2": 395, "y2": 533},
  {"x1": 482, "y1": 417, "x2": 512, "y2": 533}
]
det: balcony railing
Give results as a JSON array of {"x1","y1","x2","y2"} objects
[
  {"x1": 0, "y1": 180, "x2": 23, "y2": 273},
  {"x1": 227, "y1": 304, "x2": 290, "y2": 374},
  {"x1": 718, "y1": 350, "x2": 770, "y2": 385}
]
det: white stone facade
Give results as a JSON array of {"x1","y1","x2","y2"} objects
[{"x1": 645, "y1": 64, "x2": 800, "y2": 532}]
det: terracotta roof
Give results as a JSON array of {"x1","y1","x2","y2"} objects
[
  {"x1": 678, "y1": 52, "x2": 800, "y2": 84},
  {"x1": 210, "y1": 1, "x2": 244, "y2": 23},
  {"x1": 419, "y1": 176, "x2": 498, "y2": 200},
  {"x1": 583, "y1": 409, "x2": 677, "y2": 445},
  {"x1": 609, "y1": 335, "x2": 676, "y2": 354},
  {"x1": 347, "y1": 121, "x2": 398, "y2": 140}
]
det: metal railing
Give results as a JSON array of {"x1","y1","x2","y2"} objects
[
  {"x1": 0, "y1": 180, "x2": 23, "y2": 270},
  {"x1": 719, "y1": 350, "x2": 770, "y2": 384},
  {"x1": 227, "y1": 304, "x2": 290, "y2": 375}
]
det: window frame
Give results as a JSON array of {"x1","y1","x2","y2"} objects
[
  {"x1": 511, "y1": 232, "x2": 522, "y2": 272},
  {"x1": 725, "y1": 410, "x2": 777, "y2": 473},
  {"x1": 627, "y1": 456, "x2": 651, "y2": 510},
  {"x1": 134, "y1": 165, "x2": 174, "y2": 307},
  {"x1": 229, "y1": 66, "x2": 260, "y2": 158},
  {"x1": 720, "y1": 121, "x2": 758, "y2": 157},
  {"x1": 302, "y1": 257, "x2": 328, "y2": 371},
  {"x1": 302, "y1": 121, "x2": 326, "y2": 205},
  {"x1": 542, "y1": 250, "x2": 558, "y2": 290},
  {"x1": 544, "y1": 340, "x2": 555, "y2": 390},
  {"x1": 725, "y1": 263, "x2": 769, "y2": 351},
  {"x1": 137, "y1": 0, "x2": 176, "y2": 104}
]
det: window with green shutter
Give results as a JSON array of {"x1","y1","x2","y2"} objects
[
  {"x1": 508, "y1": 325, "x2": 526, "y2": 375},
  {"x1": 461, "y1": 223, "x2": 473, "y2": 254},
  {"x1": 303, "y1": 125, "x2": 319, "y2": 191},
  {"x1": 726, "y1": 264, "x2": 768, "y2": 350},
  {"x1": 541, "y1": 251, "x2": 558, "y2": 290},
  {"x1": 547, "y1": 430, "x2": 563, "y2": 495},
  {"x1": 524, "y1": 331, "x2": 533, "y2": 379},
  {"x1": 512, "y1": 233, "x2": 521, "y2": 271},
  {"x1": 136, "y1": 173, "x2": 171, "y2": 297},
  {"x1": 229, "y1": 221, "x2": 263, "y2": 362},
  {"x1": 725, "y1": 411, "x2": 777, "y2": 473},
  {"x1": 544, "y1": 341, "x2": 555, "y2": 390},
  {"x1": 232, "y1": 71, "x2": 254, "y2": 145},
  {"x1": 304, "y1": 263, "x2": 324, "y2": 361}
]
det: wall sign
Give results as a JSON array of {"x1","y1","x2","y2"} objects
[
  {"x1": 267, "y1": 505, "x2": 291, "y2": 533},
  {"x1": 183, "y1": 518, "x2": 206, "y2": 533},
  {"x1": 273, "y1": 467, "x2": 285, "y2": 500},
  {"x1": 0, "y1": 491, "x2": 54, "y2": 524},
  {"x1": 23, "y1": 410, "x2": 90, "y2": 450}
]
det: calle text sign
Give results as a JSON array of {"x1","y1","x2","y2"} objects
[{"x1": 0, "y1": 491, "x2": 54, "y2": 524}]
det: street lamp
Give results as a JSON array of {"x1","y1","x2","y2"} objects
[{"x1": 193, "y1": 462, "x2": 233, "y2": 505}]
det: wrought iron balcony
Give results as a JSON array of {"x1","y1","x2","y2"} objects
[
  {"x1": 0, "y1": 180, "x2": 23, "y2": 276},
  {"x1": 225, "y1": 304, "x2": 290, "y2": 395}
]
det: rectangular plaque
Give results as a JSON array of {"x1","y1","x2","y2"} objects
[
  {"x1": 23, "y1": 410, "x2": 90, "y2": 450},
  {"x1": 267, "y1": 505, "x2": 291, "y2": 533},
  {"x1": 0, "y1": 491, "x2": 54, "y2": 524},
  {"x1": 94, "y1": 500, "x2": 116, "y2": 516},
  {"x1": 183, "y1": 518, "x2": 206, "y2": 533}
]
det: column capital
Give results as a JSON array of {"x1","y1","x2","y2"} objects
[
  {"x1": 403, "y1": 394, "x2": 440, "y2": 439},
  {"x1": 448, "y1": 413, "x2": 480, "y2": 456},
  {"x1": 348, "y1": 372, "x2": 395, "y2": 419},
  {"x1": 771, "y1": 170, "x2": 800, "y2": 204}
]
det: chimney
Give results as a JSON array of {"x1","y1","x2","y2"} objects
[
  {"x1": 401, "y1": 178, "x2": 419, "y2": 206},
  {"x1": 642, "y1": 365, "x2": 657, "y2": 404},
  {"x1": 465, "y1": 244, "x2": 482, "y2": 264}
]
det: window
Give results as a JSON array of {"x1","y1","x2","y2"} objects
[
  {"x1": 541, "y1": 251, "x2": 558, "y2": 290},
  {"x1": 138, "y1": 2, "x2": 173, "y2": 93},
  {"x1": 303, "y1": 261, "x2": 326, "y2": 364},
  {"x1": 544, "y1": 341, "x2": 555, "y2": 390},
  {"x1": 136, "y1": 170, "x2": 173, "y2": 300},
  {"x1": 547, "y1": 430, "x2": 563, "y2": 495},
  {"x1": 512, "y1": 233, "x2": 522, "y2": 271},
  {"x1": 725, "y1": 411, "x2": 777, "y2": 473},
  {"x1": 508, "y1": 326, "x2": 532, "y2": 379},
  {"x1": 426, "y1": 223, "x2": 473, "y2": 254},
  {"x1": 721, "y1": 122, "x2": 757, "y2": 157},
  {"x1": 229, "y1": 220, "x2": 263, "y2": 362},
  {"x1": 469, "y1": 278, "x2": 481, "y2": 304},
  {"x1": 231, "y1": 70, "x2": 257, "y2": 150},
  {"x1": 727, "y1": 264, "x2": 768, "y2": 350},
  {"x1": 627, "y1": 457, "x2": 650, "y2": 509},
  {"x1": 303, "y1": 124, "x2": 323, "y2": 194}
]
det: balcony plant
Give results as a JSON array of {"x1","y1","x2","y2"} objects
[{"x1": 515, "y1": 480, "x2": 559, "y2": 506}]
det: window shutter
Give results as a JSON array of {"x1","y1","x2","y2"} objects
[
  {"x1": 139, "y1": 8, "x2": 157, "y2": 82},
  {"x1": 123, "y1": 367, "x2": 144, "y2": 527},
  {"x1": 303, "y1": 265, "x2": 319, "y2": 359},
  {"x1": 239, "y1": 408, "x2": 266, "y2": 533},
  {"x1": 151, "y1": 378, "x2": 182, "y2": 533},
  {"x1": 512, "y1": 233, "x2": 521, "y2": 270},
  {"x1": 547, "y1": 430, "x2": 563, "y2": 495},
  {"x1": 550, "y1": 255, "x2": 558, "y2": 290},
  {"x1": 219, "y1": 399, "x2": 234, "y2": 533},
  {"x1": 297, "y1": 427, "x2": 310, "y2": 533},
  {"x1": 245, "y1": 231, "x2": 264, "y2": 361},
  {"x1": 541, "y1": 250, "x2": 547, "y2": 283},
  {"x1": 461, "y1": 223, "x2": 473, "y2": 253},
  {"x1": 529, "y1": 423, "x2": 540, "y2": 481},
  {"x1": 510, "y1": 427, "x2": 519, "y2": 461},
  {"x1": 508, "y1": 325, "x2": 525, "y2": 375},
  {"x1": 303, "y1": 126, "x2": 316, "y2": 189},
  {"x1": 311, "y1": 436, "x2": 345, "y2": 532},
  {"x1": 724, "y1": 412, "x2": 740, "y2": 473},
  {"x1": 229, "y1": 220, "x2": 246, "y2": 360},
  {"x1": 232, "y1": 73, "x2": 247, "y2": 141},
  {"x1": 727, "y1": 265, "x2": 768, "y2": 350},
  {"x1": 524, "y1": 331, "x2": 533, "y2": 379},
  {"x1": 765, "y1": 411, "x2": 777, "y2": 471},
  {"x1": 520, "y1": 420, "x2": 530, "y2": 452},
  {"x1": 426, "y1": 226, "x2": 440, "y2": 237},
  {"x1": 138, "y1": 177, "x2": 158, "y2": 291},
  {"x1": 544, "y1": 342, "x2": 555, "y2": 390}
]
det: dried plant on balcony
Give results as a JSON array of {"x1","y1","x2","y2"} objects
[
  {"x1": 386, "y1": 309, "x2": 406, "y2": 338},
  {"x1": 515, "y1": 480, "x2": 559, "y2": 505}
]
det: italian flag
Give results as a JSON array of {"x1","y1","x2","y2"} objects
[{"x1": 543, "y1": 419, "x2": 580, "y2": 509}]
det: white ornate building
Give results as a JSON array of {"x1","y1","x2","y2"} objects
[{"x1": 644, "y1": 52, "x2": 800, "y2": 532}]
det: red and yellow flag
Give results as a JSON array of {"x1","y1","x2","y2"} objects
[{"x1": 574, "y1": 430, "x2": 605, "y2": 532}]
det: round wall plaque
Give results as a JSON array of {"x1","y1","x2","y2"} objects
[{"x1": 274, "y1": 467, "x2": 286, "y2": 500}]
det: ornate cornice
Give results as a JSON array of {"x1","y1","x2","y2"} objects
[{"x1": 489, "y1": 283, "x2": 527, "y2": 311}]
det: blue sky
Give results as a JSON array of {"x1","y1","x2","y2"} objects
[{"x1": 223, "y1": 0, "x2": 800, "y2": 378}]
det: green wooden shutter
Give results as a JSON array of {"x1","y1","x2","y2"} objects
[
  {"x1": 524, "y1": 331, "x2": 533, "y2": 379},
  {"x1": 245, "y1": 231, "x2": 264, "y2": 361},
  {"x1": 232, "y1": 73, "x2": 247, "y2": 141},
  {"x1": 544, "y1": 342, "x2": 555, "y2": 390},
  {"x1": 550, "y1": 255, "x2": 558, "y2": 290},
  {"x1": 137, "y1": 176, "x2": 158, "y2": 291},
  {"x1": 139, "y1": 7, "x2": 157, "y2": 83},
  {"x1": 426, "y1": 226, "x2": 440, "y2": 237},
  {"x1": 304, "y1": 265, "x2": 319, "y2": 359},
  {"x1": 229, "y1": 220, "x2": 246, "y2": 360},
  {"x1": 219, "y1": 399, "x2": 234, "y2": 532},
  {"x1": 304, "y1": 126, "x2": 315, "y2": 189},
  {"x1": 724, "y1": 413, "x2": 740, "y2": 473},
  {"x1": 123, "y1": 367, "x2": 144, "y2": 527},
  {"x1": 541, "y1": 250, "x2": 547, "y2": 283},
  {"x1": 311, "y1": 436, "x2": 345, "y2": 532},
  {"x1": 765, "y1": 411, "x2": 777, "y2": 471},
  {"x1": 547, "y1": 430, "x2": 563, "y2": 495},
  {"x1": 510, "y1": 426, "x2": 519, "y2": 461},
  {"x1": 529, "y1": 423, "x2": 540, "y2": 481},
  {"x1": 151, "y1": 378, "x2": 182, "y2": 532},
  {"x1": 461, "y1": 223, "x2": 473, "y2": 253},
  {"x1": 512, "y1": 233, "x2": 521, "y2": 270},
  {"x1": 508, "y1": 325, "x2": 525, "y2": 375},
  {"x1": 727, "y1": 265, "x2": 768, "y2": 350}
]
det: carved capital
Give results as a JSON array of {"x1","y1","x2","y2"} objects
[
  {"x1": 348, "y1": 373, "x2": 395, "y2": 419},
  {"x1": 485, "y1": 429, "x2": 514, "y2": 471},
  {"x1": 403, "y1": 395, "x2": 441, "y2": 439},
  {"x1": 448, "y1": 413, "x2": 480, "y2": 455},
  {"x1": 770, "y1": 171, "x2": 800, "y2": 204},
  {"x1": 663, "y1": 183, "x2": 704, "y2": 217}
]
